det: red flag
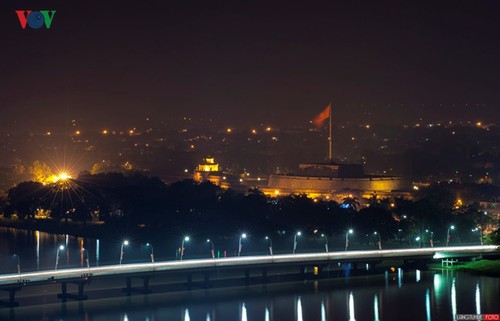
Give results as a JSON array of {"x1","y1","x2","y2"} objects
[{"x1": 312, "y1": 103, "x2": 331, "y2": 127}]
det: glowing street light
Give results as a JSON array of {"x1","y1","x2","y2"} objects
[
  {"x1": 238, "y1": 233, "x2": 247, "y2": 257},
  {"x1": 374, "y1": 231, "x2": 382, "y2": 250},
  {"x1": 425, "y1": 229, "x2": 434, "y2": 248},
  {"x1": 293, "y1": 231, "x2": 301, "y2": 254},
  {"x1": 12, "y1": 254, "x2": 20, "y2": 274},
  {"x1": 120, "y1": 240, "x2": 129, "y2": 265},
  {"x1": 321, "y1": 233, "x2": 329, "y2": 253},
  {"x1": 81, "y1": 248, "x2": 90, "y2": 268},
  {"x1": 206, "y1": 239, "x2": 215, "y2": 258},
  {"x1": 55, "y1": 245, "x2": 65, "y2": 270},
  {"x1": 180, "y1": 236, "x2": 189, "y2": 260},
  {"x1": 446, "y1": 225, "x2": 455, "y2": 246},
  {"x1": 59, "y1": 172, "x2": 70, "y2": 181},
  {"x1": 472, "y1": 228, "x2": 484, "y2": 245},
  {"x1": 146, "y1": 243, "x2": 154, "y2": 263},
  {"x1": 265, "y1": 236, "x2": 273, "y2": 255},
  {"x1": 345, "y1": 229, "x2": 353, "y2": 251}
]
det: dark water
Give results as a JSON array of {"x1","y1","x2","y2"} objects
[{"x1": 0, "y1": 228, "x2": 499, "y2": 321}]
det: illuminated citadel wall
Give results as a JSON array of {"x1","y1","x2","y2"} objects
[{"x1": 264, "y1": 174, "x2": 411, "y2": 201}]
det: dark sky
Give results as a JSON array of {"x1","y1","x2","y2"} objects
[{"x1": 2, "y1": 1, "x2": 500, "y2": 129}]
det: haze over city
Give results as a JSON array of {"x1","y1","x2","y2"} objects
[{"x1": 1, "y1": 1, "x2": 500, "y2": 131}]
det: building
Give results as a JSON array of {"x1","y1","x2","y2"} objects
[
  {"x1": 193, "y1": 157, "x2": 267, "y2": 192},
  {"x1": 193, "y1": 158, "x2": 221, "y2": 183},
  {"x1": 261, "y1": 162, "x2": 411, "y2": 203}
]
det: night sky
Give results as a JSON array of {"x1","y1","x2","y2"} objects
[{"x1": 2, "y1": 1, "x2": 500, "y2": 129}]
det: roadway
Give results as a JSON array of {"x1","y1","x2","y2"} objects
[{"x1": 0, "y1": 245, "x2": 498, "y2": 287}]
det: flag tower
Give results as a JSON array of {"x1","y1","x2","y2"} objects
[
  {"x1": 328, "y1": 102, "x2": 332, "y2": 163},
  {"x1": 312, "y1": 102, "x2": 333, "y2": 163}
]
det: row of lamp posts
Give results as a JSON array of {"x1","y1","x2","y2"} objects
[
  {"x1": 13, "y1": 229, "x2": 360, "y2": 273},
  {"x1": 416, "y1": 225, "x2": 457, "y2": 247},
  {"x1": 15, "y1": 224, "x2": 482, "y2": 272}
]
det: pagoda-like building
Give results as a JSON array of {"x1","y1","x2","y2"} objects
[{"x1": 193, "y1": 158, "x2": 221, "y2": 183}]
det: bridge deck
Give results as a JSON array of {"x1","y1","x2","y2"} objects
[{"x1": 0, "y1": 245, "x2": 497, "y2": 287}]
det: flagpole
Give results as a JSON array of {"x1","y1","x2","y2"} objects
[{"x1": 328, "y1": 102, "x2": 332, "y2": 163}]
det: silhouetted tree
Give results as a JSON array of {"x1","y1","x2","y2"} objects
[{"x1": 7, "y1": 181, "x2": 46, "y2": 219}]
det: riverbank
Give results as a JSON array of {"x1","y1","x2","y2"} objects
[
  {"x1": 0, "y1": 217, "x2": 108, "y2": 239},
  {"x1": 430, "y1": 259, "x2": 500, "y2": 277}
]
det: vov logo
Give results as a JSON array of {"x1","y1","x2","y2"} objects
[{"x1": 15, "y1": 11, "x2": 56, "y2": 29}]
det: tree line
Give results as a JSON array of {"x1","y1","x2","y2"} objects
[{"x1": 0, "y1": 172, "x2": 498, "y2": 246}]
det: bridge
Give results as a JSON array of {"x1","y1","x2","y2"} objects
[{"x1": 0, "y1": 245, "x2": 498, "y2": 307}]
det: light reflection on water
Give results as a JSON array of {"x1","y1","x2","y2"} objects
[
  {"x1": 475, "y1": 282, "x2": 481, "y2": 315},
  {"x1": 348, "y1": 291, "x2": 356, "y2": 321},
  {"x1": 296, "y1": 296, "x2": 303, "y2": 321},
  {"x1": 426, "y1": 288, "x2": 431, "y2": 321},
  {"x1": 374, "y1": 293, "x2": 380, "y2": 321},
  {"x1": 0, "y1": 228, "x2": 499, "y2": 321},
  {"x1": 0, "y1": 269, "x2": 498, "y2": 321},
  {"x1": 321, "y1": 300, "x2": 327, "y2": 321},
  {"x1": 451, "y1": 277, "x2": 457, "y2": 318}
]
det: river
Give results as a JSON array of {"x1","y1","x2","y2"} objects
[{"x1": 0, "y1": 228, "x2": 498, "y2": 321}]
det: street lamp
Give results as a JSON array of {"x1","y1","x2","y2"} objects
[
  {"x1": 446, "y1": 225, "x2": 455, "y2": 246},
  {"x1": 238, "y1": 233, "x2": 247, "y2": 257},
  {"x1": 374, "y1": 231, "x2": 382, "y2": 250},
  {"x1": 180, "y1": 236, "x2": 189, "y2": 260},
  {"x1": 321, "y1": 233, "x2": 329, "y2": 253},
  {"x1": 206, "y1": 239, "x2": 215, "y2": 258},
  {"x1": 81, "y1": 248, "x2": 90, "y2": 268},
  {"x1": 265, "y1": 236, "x2": 273, "y2": 255},
  {"x1": 55, "y1": 245, "x2": 65, "y2": 270},
  {"x1": 345, "y1": 229, "x2": 353, "y2": 251},
  {"x1": 472, "y1": 228, "x2": 484, "y2": 245},
  {"x1": 425, "y1": 230, "x2": 434, "y2": 248},
  {"x1": 293, "y1": 231, "x2": 301, "y2": 254},
  {"x1": 12, "y1": 254, "x2": 20, "y2": 274},
  {"x1": 146, "y1": 243, "x2": 154, "y2": 263},
  {"x1": 120, "y1": 240, "x2": 129, "y2": 265}
]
